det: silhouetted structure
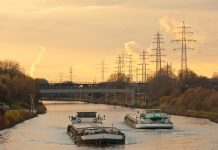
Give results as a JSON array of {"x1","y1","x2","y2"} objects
[
  {"x1": 127, "y1": 54, "x2": 133, "y2": 82},
  {"x1": 139, "y1": 49, "x2": 149, "y2": 83},
  {"x1": 172, "y1": 21, "x2": 196, "y2": 82},
  {"x1": 151, "y1": 32, "x2": 166, "y2": 76},
  {"x1": 70, "y1": 66, "x2": 73, "y2": 82},
  {"x1": 97, "y1": 60, "x2": 107, "y2": 82}
]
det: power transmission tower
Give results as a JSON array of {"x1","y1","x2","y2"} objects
[
  {"x1": 115, "y1": 55, "x2": 122, "y2": 75},
  {"x1": 139, "y1": 49, "x2": 149, "y2": 83},
  {"x1": 151, "y1": 32, "x2": 166, "y2": 76},
  {"x1": 59, "y1": 72, "x2": 63, "y2": 83},
  {"x1": 121, "y1": 52, "x2": 126, "y2": 74},
  {"x1": 172, "y1": 21, "x2": 196, "y2": 82},
  {"x1": 127, "y1": 54, "x2": 134, "y2": 82},
  {"x1": 97, "y1": 60, "x2": 108, "y2": 82},
  {"x1": 70, "y1": 66, "x2": 73, "y2": 82},
  {"x1": 135, "y1": 67, "x2": 140, "y2": 83}
]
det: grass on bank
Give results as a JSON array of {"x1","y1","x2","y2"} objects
[
  {"x1": 0, "y1": 110, "x2": 37, "y2": 130},
  {"x1": 0, "y1": 102, "x2": 47, "y2": 130}
]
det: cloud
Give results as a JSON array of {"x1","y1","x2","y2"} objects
[{"x1": 30, "y1": 47, "x2": 46, "y2": 77}]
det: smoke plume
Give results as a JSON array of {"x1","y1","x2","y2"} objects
[
  {"x1": 124, "y1": 41, "x2": 142, "y2": 61},
  {"x1": 30, "y1": 47, "x2": 46, "y2": 77},
  {"x1": 159, "y1": 16, "x2": 180, "y2": 33}
]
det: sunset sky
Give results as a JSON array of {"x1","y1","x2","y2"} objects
[{"x1": 0, "y1": 0, "x2": 217, "y2": 82}]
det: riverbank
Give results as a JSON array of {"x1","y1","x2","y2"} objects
[
  {"x1": 0, "y1": 111, "x2": 37, "y2": 130},
  {"x1": 164, "y1": 108, "x2": 218, "y2": 123},
  {"x1": 36, "y1": 102, "x2": 47, "y2": 114},
  {"x1": 88, "y1": 98, "x2": 218, "y2": 123},
  {"x1": 0, "y1": 102, "x2": 47, "y2": 130},
  {"x1": 42, "y1": 96, "x2": 218, "y2": 124}
]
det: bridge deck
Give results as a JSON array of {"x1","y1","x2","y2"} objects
[{"x1": 40, "y1": 88, "x2": 135, "y2": 94}]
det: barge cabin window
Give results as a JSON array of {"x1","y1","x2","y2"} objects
[{"x1": 77, "y1": 112, "x2": 97, "y2": 118}]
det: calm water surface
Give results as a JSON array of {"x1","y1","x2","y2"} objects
[{"x1": 0, "y1": 101, "x2": 218, "y2": 150}]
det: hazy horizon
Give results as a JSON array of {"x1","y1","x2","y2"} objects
[{"x1": 0, "y1": 0, "x2": 217, "y2": 82}]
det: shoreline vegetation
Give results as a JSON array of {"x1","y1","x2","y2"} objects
[
  {"x1": 0, "y1": 59, "x2": 218, "y2": 129},
  {"x1": 0, "y1": 60, "x2": 47, "y2": 130},
  {"x1": 44, "y1": 97, "x2": 218, "y2": 124},
  {"x1": 90, "y1": 100, "x2": 218, "y2": 124},
  {"x1": 80, "y1": 86, "x2": 218, "y2": 123},
  {"x1": 0, "y1": 102, "x2": 47, "y2": 130}
]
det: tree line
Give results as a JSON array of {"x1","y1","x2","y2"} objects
[
  {"x1": 0, "y1": 60, "x2": 39, "y2": 109},
  {"x1": 107, "y1": 65, "x2": 218, "y2": 112}
]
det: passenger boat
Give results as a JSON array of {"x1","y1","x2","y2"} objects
[
  {"x1": 124, "y1": 109, "x2": 173, "y2": 129},
  {"x1": 67, "y1": 112, "x2": 125, "y2": 145}
]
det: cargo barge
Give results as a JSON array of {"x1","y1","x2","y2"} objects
[
  {"x1": 67, "y1": 112, "x2": 125, "y2": 145},
  {"x1": 124, "y1": 109, "x2": 173, "y2": 129}
]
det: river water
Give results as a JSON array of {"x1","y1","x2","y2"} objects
[{"x1": 0, "y1": 101, "x2": 218, "y2": 150}]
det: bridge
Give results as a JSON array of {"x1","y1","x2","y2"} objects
[{"x1": 39, "y1": 83, "x2": 136, "y2": 105}]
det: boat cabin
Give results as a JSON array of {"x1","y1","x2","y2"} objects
[
  {"x1": 143, "y1": 109, "x2": 161, "y2": 114},
  {"x1": 70, "y1": 112, "x2": 103, "y2": 124},
  {"x1": 77, "y1": 112, "x2": 97, "y2": 118}
]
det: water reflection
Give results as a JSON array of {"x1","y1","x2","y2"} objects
[{"x1": 0, "y1": 101, "x2": 218, "y2": 150}]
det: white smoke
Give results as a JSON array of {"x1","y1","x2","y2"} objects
[
  {"x1": 30, "y1": 46, "x2": 46, "y2": 77},
  {"x1": 159, "y1": 16, "x2": 180, "y2": 33},
  {"x1": 124, "y1": 41, "x2": 142, "y2": 61}
]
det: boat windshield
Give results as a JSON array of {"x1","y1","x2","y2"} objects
[
  {"x1": 77, "y1": 112, "x2": 97, "y2": 118},
  {"x1": 144, "y1": 109, "x2": 161, "y2": 113}
]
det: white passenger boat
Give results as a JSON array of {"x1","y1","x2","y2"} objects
[
  {"x1": 124, "y1": 109, "x2": 173, "y2": 129},
  {"x1": 67, "y1": 112, "x2": 125, "y2": 145}
]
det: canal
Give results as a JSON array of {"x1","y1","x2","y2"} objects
[{"x1": 0, "y1": 101, "x2": 218, "y2": 150}]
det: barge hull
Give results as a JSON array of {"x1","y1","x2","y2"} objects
[
  {"x1": 67, "y1": 132, "x2": 125, "y2": 145},
  {"x1": 124, "y1": 118, "x2": 173, "y2": 129},
  {"x1": 67, "y1": 125, "x2": 125, "y2": 145},
  {"x1": 135, "y1": 123, "x2": 173, "y2": 129}
]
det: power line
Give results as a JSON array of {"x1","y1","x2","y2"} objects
[
  {"x1": 150, "y1": 32, "x2": 166, "y2": 76},
  {"x1": 172, "y1": 21, "x2": 196, "y2": 82}
]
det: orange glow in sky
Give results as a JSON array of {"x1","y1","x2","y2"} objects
[{"x1": 0, "y1": 0, "x2": 217, "y2": 82}]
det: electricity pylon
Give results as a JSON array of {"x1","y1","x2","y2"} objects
[
  {"x1": 97, "y1": 60, "x2": 108, "y2": 82},
  {"x1": 151, "y1": 32, "x2": 166, "y2": 76},
  {"x1": 139, "y1": 49, "x2": 149, "y2": 83},
  {"x1": 135, "y1": 67, "x2": 139, "y2": 83},
  {"x1": 172, "y1": 21, "x2": 196, "y2": 82},
  {"x1": 115, "y1": 55, "x2": 122, "y2": 75},
  {"x1": 70, "y1": 66, "x2": 73, "y2": 82},
  {"x1": 127, "y1": 54, "x2": 134, "y2": 82}
]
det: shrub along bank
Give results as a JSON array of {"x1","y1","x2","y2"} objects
[
  {"x1": 0, "y1": 102, "x2": 47, "y2": 130},
  {"x1": 0, "y1": 111, "x2": 36, "y2": 130}
]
